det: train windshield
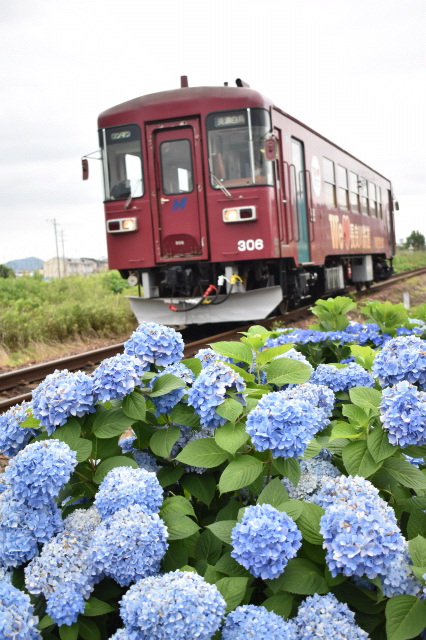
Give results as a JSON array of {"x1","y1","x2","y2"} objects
[
  {"x1": 206, "y1": 108, "x2": 274, "y2": 189},
  {"x1": 99, "y1": 125, "x2": 144, "y2": 201}
]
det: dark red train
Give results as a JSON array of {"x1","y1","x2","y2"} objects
[{"x1": 84, "y1": 76, "x2": 397, "y2": 324}]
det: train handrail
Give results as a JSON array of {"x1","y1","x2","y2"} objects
[
  {"x1": 283, "y1": 161, "x2": 293, "y2": 243},
  {"x1": 305, "y1": 169, "x2": 315, "y2": 243},
  {"x1": 289, "y1": 164, "x2": 300, "y2": 242}
]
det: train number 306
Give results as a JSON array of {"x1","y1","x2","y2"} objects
[{"x1": 237, "y1": 239, "x2": 264, "y2": 251}]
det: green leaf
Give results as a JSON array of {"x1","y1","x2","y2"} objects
[
  {"x1": 160, "y1": 495, "x2": 196, "y2": 519},
  {"x1": 181, "y1": 473, "x2": 217, "y2": 506},
  {"x1": 149, "y1": 373, "x2": 186, "y2": 397},
  {"x1": 180, "y1": 357, "x2": 202, "y2": 377},
  {"x1": 381, "y1": 458, "x2": 426, "y2": 491},
  {"x1": 38, "y1": 614, "x2": 55, "y2": 630},
  {"x1": 278, "y1": 499, "x2": 304, "y2": 520},
  {"x1": 93, "y1": 455, "x2": 138, "y2": 484},
  {"x1": 277, "y1": 557, "x2": 329, "y2": 595},
  {"x1": 157, "y1": 464, "x2": 184, "y2": 488},
  {"x1": 349, "y1": 386, "x2": 382, "y2": 410},
  {"x1": 169, "y1": 403, "x2": 200, "y2": 429},
  {"x1": 296, "y1": 502, "x2": 324, "y2": 545},
  {"x1": 367, "y1": 425, "x2": 397, "y2": 462},
  {"x1": 350, "y1": 344, "x2": 377, "y2": 370},
  {"x1": 256, "y1": 344, "x2": 293, "y2": 365},
  {"x1": 132, "y1": 420, "x2": 158, "y2": 448},
  {"x1": 385, "y1": 595, "x2": 426, "y2": 640},
  {"x1": 216, "y1": 576, "x2": 249, "y2": 613},
  {"x1": 330, "y1": 422, "x2": 362, "y2": 441},
  {"x1": 92, "y1": 408, "x2": 135, "y2": 439},
  {"x1": 272, "y1": 457, "x2": 301, "y2": 486},
  {"x1": 59, "y1": 623, "x2": 79, "y2": 640},
  {"x1": 176, "y1": 438, "x2": 228, "y2": 468},
  {"x1": 84, "y1": 596, "x2": 117, "y2": 616},
  {"x1": 210, "y1": 341, "x2": 253, "y2": 365},
  {"x1": 78, "y1": 618, "x2": 101, "y2": 640},
  {"x1": 301, "y1": 438, "x2": 324, "y2": 459},
  {"x1": 257, "y1": 477, "x2": 289, "y2": 508},
  {"x1": 53, "y1": 419, "x2": 81, "y2": 446},
  {"x1": 150, "y1": 424, "x2": 181, "y2": 458},
  {"x1": 162, "y1": 513, "x2": 200, "y2": 540},
  {"x1": 88, "y1": 434, "x2": 121, "y2": 460},
  {"x1": 207, "y1": 520, "x2": 237, "y2": 544},
  {"x1": 262, "y1": 593, "x2": 293, "y2": 618},
  {"x1": 219, "y1": 455, "x2": 263, "y2": 494},
  {"x1": 122, "y1": 391, "x2": 146, "y2": 421},
  {"x1": 215, "y1": 422, "x2": 249, "y2": 455},
  {"x1": 215, "y1": 552, "x2": 251, "y2": 577},
  {"x1": 341, "y1": 404, "x2": 370, "y2": 426},
  {"x1": 215, "y1": 398, "x2": 244, "y2": 422},
  {"x1": 266, "y1": 357, "x2": 312, "y2": 386},
  {"x1": 408, "y1": 535, "x2": 426, "y2": 567},
  {"x1": 342, "y1": 440, "x2": 381, "y2": 477},
  {"x1": 196, "y1": 529, "x2": 223, "y2": 564},
  {"x1": 71, "y1": 438, "x2": 93, "y2": 463}
]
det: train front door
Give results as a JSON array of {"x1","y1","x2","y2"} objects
[
  {"x1": 291, "y1": 138, "x2": 310, "y2": 263},
  {"x1": 147, "y1": 120, "x2": 208, "y2": 261}
]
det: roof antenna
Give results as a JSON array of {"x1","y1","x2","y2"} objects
[
  {"x1": 236, "y1": 78, "x2": 250, "y2": 88},
  {"x1": 180, "y1": 75, "x2": 189, "y2": 88}
]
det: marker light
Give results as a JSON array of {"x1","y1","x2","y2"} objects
[
  {"x1": 107, "y1": 218, "x2": 138, "y2": 233},
  {"x1": 222, "y1": 206, "x2": 256, "y2": 223}
]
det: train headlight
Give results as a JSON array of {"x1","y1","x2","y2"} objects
[
  {"x1": 222, "y1": 206, "x2": 256, "y2": 223},
  {"x1": 107, "y1": 218, "x2": 138, "y2": 233}
]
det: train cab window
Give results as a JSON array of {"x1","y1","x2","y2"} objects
[
  {"x1": 99, "y1": 125, "x2": 144, "y2": 201},
  {"x1": 369, "y1": 182, "x2": 377, "y2": 217},
  {"x1": 160, "y1": 139, "x2": 194, "y2": 195},
  {"x1": 323, "y1": 158, "x2": 336, "y2": 207},
  {"x1": 337, "y1": 165, "x2": 349, "y2": 210},
  {"x1": 206, "y1": 108, "x2": 274, "y2": 189},
  {"x1": 349, "y1": 171, "x2": 360, "y2": 213},
  {"x1": 360, "y1": 178, "x2": 369, "y2": 215}
]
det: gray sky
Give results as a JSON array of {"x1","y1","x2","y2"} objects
[{"x1": 1, "y1": 0, "x2": 425, "y2": 264}]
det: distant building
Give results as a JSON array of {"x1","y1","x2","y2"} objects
[{"x1": 42, "y1": 257, "x2": 108, "y2": 279}]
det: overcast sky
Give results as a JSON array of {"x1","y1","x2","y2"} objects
[{"x1": 0, "y1": 0, "x2": 425, "y2": 265}]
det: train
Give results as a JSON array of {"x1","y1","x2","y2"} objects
[{"x1": 83, "y1": 76, "x2": 397, "y2": 324}]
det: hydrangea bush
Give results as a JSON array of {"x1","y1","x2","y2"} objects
[{"x1": 2, "y1": 303, "x2": 426, "y2": 639}]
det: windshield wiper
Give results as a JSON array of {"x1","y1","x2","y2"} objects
[{"x1": 210, "y1": 173, "x2": 234, "y2": 199}]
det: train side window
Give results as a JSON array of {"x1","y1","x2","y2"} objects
[
  {"x1": 349, "y1": 171, "x2": 360, "y2": 213},
  {"x1": 377, "y1": 186, "x2": 382, "y2": 218},
  {"x1": 369, "y1": 182, "x2": 377, "y2": 217},
  {"x1": 100, "y1": 125, "x2": 144, "y2": 201},
  {"x1": 160, "y1": 139, "x2": 194, "y2": 195},
  {"x1": 360, "y1": 178, "x2": 369, "y2": 215},
  {"x1": 337, "y1": 165, "x2": 349, "y2": 210},
  {"x1": 323, "y1": 158, "x2": 336, "y2": 207}
]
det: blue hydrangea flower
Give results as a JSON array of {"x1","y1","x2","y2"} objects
[
  {"x1": 380, "y1": 381, "x2": 426, "y2": 447},
  {"x1": 92, "y1": 353, "x2": 145, "y2": 402},
  {"x1": 88, "y1": 504, "x2": 168, "y2": 586},
  {"x1": 0, "y1": 402, "x2": 38, "y2": 458},
  {"x1": 45, "y1": 582, "x2": 87, "y2": 627},
  {"x1": 119, "y1": 436, "x2": 160, "y2": 472},
  {"x1": 246, "y1": 384, "x2": 334, "y2": 459},
  {"x1": 124, "y1": 322, "x2": 184, "y2": 368},
  {"x1": 310, "y1": 362, "x2": 374, "y2": 392},
  {"x1": 379, "y1": 546, "x2": 424, "y2": 597},
  {"x1": 32, "y1": 369, "x2": 95, "y2": 433},
  {"x1": 282, "y1": 455, "x2": 340, "y2": 501},
  {"x1": 292, "y1": 593, "x2": 369, "y2": 639},
  {"x1": 0, "y1": 581, "x2": 41, "y2": 639},
  {"x1": 108, "y1": 631, "x2": 129, "y2": 639},
  {"x1": 25, "y1": 507, "x2": 102, "y2": 626},
  {"x1": 5, "y1": 439, "x2": 77, "y2": 508},
  {"x1": 119, "y1": 570, "x2": 226, "y2": 640},
  {"x1": 222, "y1": 604, "x2": 297, "y2": 640},
  {"x1": 372, "y1": 335, "x2": 426, "y2": 388},
  {"x1": 195, "y1": 347, "x2": 233, "y2": 367},
  {"x1": 315, "y1": 475, "x2": 406, "y2": 578},
  {"x1": 149, "y1": 363, "x2": 194, "y2": 415},
  {"x1": 94, "y1": 466, "x2": 163, "y2": 519},
  {"x1": 230, "y1": 503, "x2": 302, "y2": 580},
  {"x1": 188, "y1": 362, "x2": 246, "y2": 429}
]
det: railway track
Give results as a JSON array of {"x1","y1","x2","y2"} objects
[{"x1": 1, "y1": 266, "x2": 425, "y2": 413}]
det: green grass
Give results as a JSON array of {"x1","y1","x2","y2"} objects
[
  {"x1": 393, "y1": 248, "x2": 426, "y2": 273},
  {"x1": 0, "y1": 271, "x2": 138, "y2": 356}
]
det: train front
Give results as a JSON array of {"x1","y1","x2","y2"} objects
[{"x1": 96, "y1": 81, "x2": 285, "y2": 324}]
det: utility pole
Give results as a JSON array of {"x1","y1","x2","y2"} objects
[{"x1": 47, "y1": 219, "x2": 61, "y2": 277}]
